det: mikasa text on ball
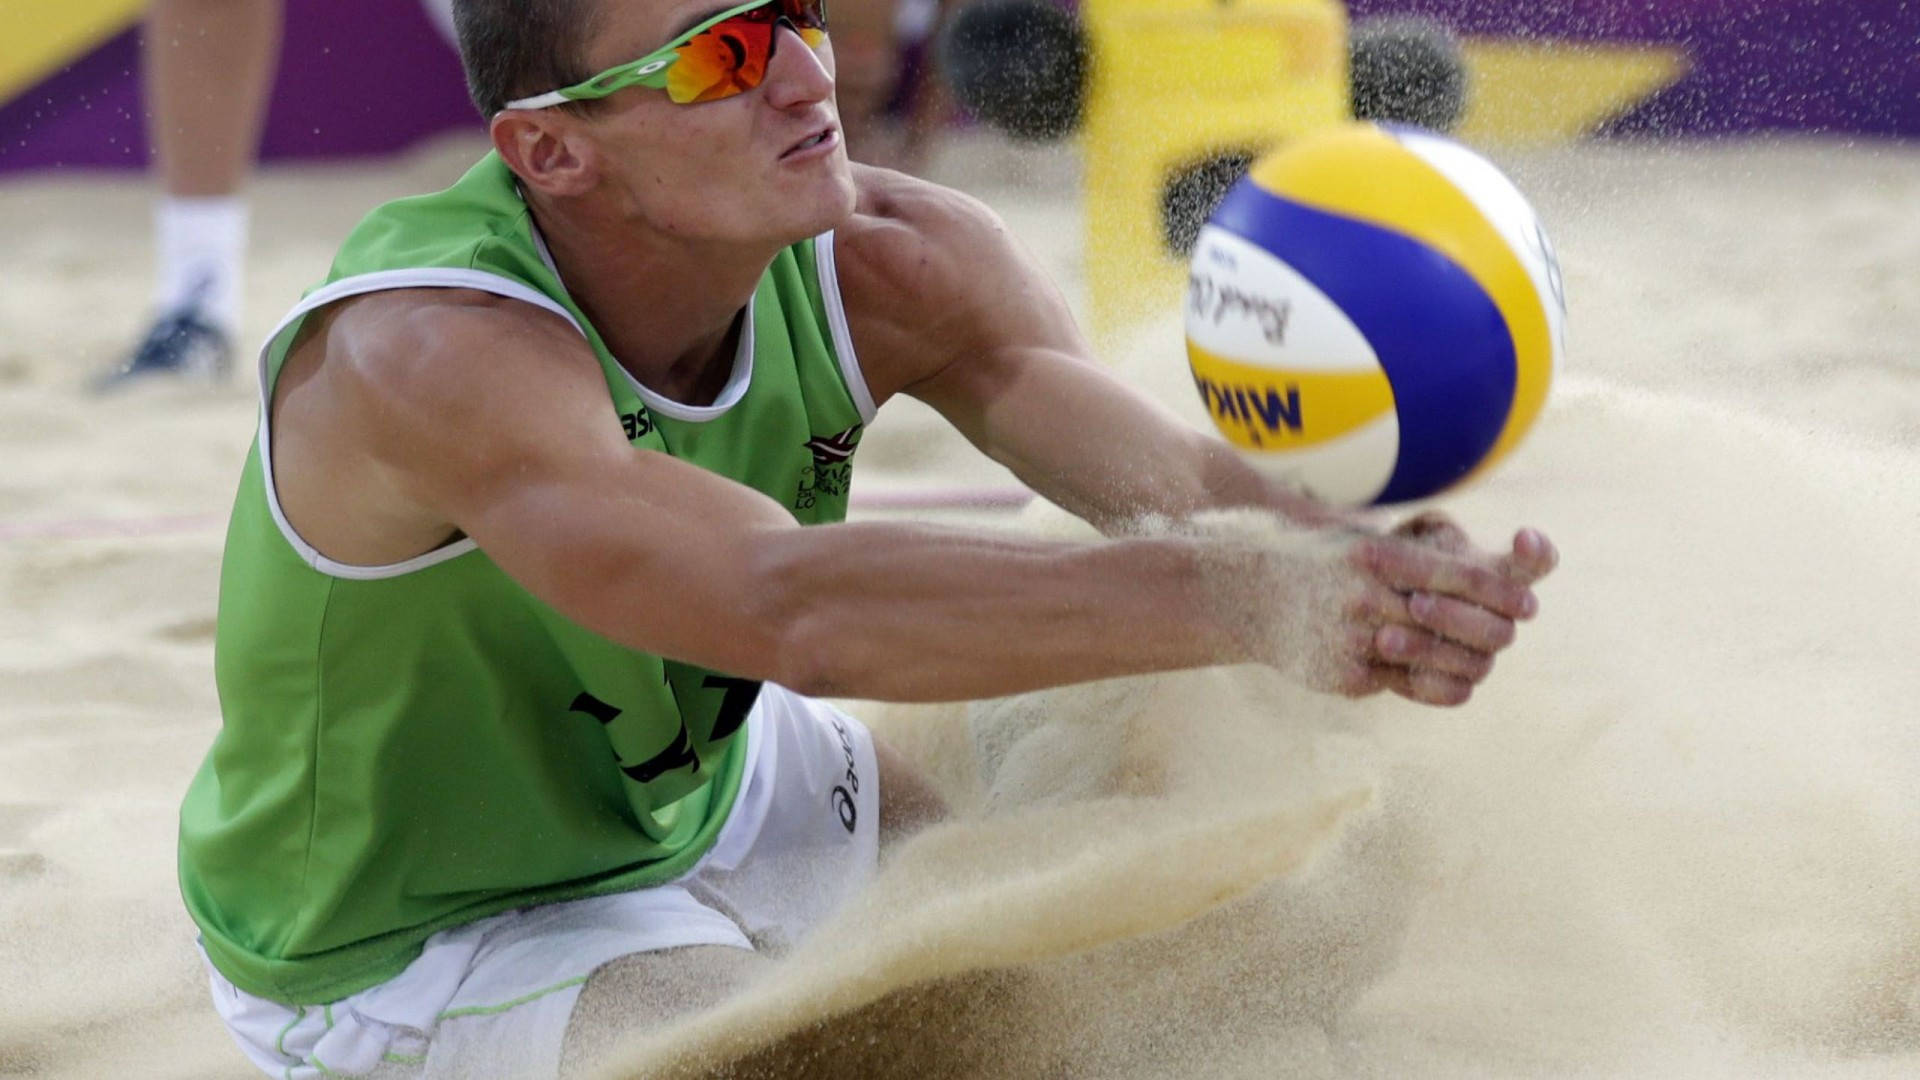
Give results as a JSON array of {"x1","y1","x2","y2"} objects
[{"x1": 1185, "y1": 123, "x2": 1566, "y2": 506}]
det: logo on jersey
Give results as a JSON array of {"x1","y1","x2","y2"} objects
[
  {"x1": 620, "y1": 407, "x2": 657, "y2": 442},
  {"x1": 804, "y1": 426, "x2": 862, "y2": 467},
  {"x1": 794, "y1": 424, "x2": 862, "y2": 511}
]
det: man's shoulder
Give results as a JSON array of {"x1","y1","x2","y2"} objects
[
  {"x1": 831, "y1": 166, "x2": 1044, "y2": 398},
  {"x1": 836, "y1": 165, "x2": 1008, "y2": 308},
  {"x1": 329, "y1": 153, "x2": 534, "y2": 281},
  {"x1": 846, "y1": 163, "x2": 1000, "y2": 236},
  {"x1": 292, "y1": 287, "x2": 590, "y2": 418}
]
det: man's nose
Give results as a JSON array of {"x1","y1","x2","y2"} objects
[{"x1": 761, "y1": 23, "x2": 834, "y2": 109}]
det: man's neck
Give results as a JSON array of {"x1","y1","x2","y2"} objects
[{"x1": 528, "y1": 197, "x2": 779, "y2": 407}]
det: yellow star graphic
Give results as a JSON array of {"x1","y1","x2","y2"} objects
[
  {"x1": 1, "y1": 0, "x2": 145, "y2": 106},
  {"x1": 1456, "y1": 40, "x2": 1691, "y2": 146}
]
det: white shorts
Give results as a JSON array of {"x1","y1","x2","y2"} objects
[{"x1": 204, "y1": 685, "x2": 881, "y2": 1080}]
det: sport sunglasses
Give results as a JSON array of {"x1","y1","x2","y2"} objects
[{"x1": 504, "y1": 0, "x2": 829, "y2": 110}]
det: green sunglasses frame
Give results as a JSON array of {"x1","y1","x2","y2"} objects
[{"x1": 502, "y1": 0, "x2": 827, "y2": 111}]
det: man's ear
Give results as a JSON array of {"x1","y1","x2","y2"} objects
[{"x1": 491, "y1": 111, "x2": 598, "y2": 197}]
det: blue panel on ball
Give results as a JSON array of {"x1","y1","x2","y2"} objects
[{"x1": 1210, "y1": 182, "x2": 1518, "y2": 504}]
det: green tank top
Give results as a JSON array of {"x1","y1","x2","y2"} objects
[{"x1": 180, "y1": 153, "x2": 875, "y2": 1004}]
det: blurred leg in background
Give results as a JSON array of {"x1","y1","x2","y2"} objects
[
  {"x1": 833, "y1": 0, "x2": 953, "y2": 174},
  {"x1": 102, "y1": 0, "x2": 282, "y2": 388}
]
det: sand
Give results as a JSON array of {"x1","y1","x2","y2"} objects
[{"x1": 2, "y1": 132, "x2": 1918, "y2": 1078}]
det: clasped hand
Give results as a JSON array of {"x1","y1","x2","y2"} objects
[{"x1": 1308, "y1": 511, "x2": 1557, "y2": 707}]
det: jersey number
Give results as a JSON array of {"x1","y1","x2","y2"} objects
[{"x1": 569, "y1": 676, "x2": 760, "y2": 785}]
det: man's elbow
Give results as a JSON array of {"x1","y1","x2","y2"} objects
[
  {"x1": 765, "y1": 626, "x2": 861, "y2": 700},
  {"x1": 746, "y1": 548, "x2": 875, "y2": 700}
]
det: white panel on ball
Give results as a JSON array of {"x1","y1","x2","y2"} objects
[
  {"x1": 1187, "y1": 227, "x2": 1383, "y2": 373},
  {"x1": 1395, "y1": 129, "x2": 1568, "y2": 366}
]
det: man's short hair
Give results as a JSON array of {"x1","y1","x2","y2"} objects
[{"x1": 453, "y1": 0, "x2": 606, "y2": 117}]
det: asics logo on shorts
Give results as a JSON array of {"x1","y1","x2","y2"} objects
[{"x1": 829, "y1": 716, "x2": 860, "y2": 834}]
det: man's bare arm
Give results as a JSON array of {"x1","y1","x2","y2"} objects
[{"x1": 298, "y1": 290, "x2": 1306, "y2": 703}]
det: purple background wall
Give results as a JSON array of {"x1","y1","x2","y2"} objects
[
  {"x1": 0, "y1": 0, "x2": 478, "y2": 173},
  {"x1": 1347, "y1": 0, "x2": 1920, "y2": 138},
  {"x1": 2, "y1": 0, "x2": 1915, "y2": 176}
]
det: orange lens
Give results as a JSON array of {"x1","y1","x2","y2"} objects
[
  {"x1": 667, "y1": 21, "x2": 773, "y2": 104},
  {"x1": 662, "y1": 0, "x2": 828, "y2": 105}
]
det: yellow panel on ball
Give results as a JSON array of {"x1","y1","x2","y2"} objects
[{"x1": 1186, "y1": 343, "x2": 1397, "y2": 453}]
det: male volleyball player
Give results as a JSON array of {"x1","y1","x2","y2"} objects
[{"x1": 179, "y1": 1, "x2": 1557, "y2": 1076}]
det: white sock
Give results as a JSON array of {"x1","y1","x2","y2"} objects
[{"x1": 154, "y1": 195, "x2": 248, "y2": 337}]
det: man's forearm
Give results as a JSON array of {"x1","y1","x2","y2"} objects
[
  {"x1": 1018, "y1": 423, "x2": 1358, "y2": 537},
  {"x1": 1173, "y1": 435, "x2": 1362, "y2": 530},
  {"x1": 915, "y1": 349, "x2": 1360, "y2": 537},
  {"x1": 749, "y1": 520, "x2": 1261, "y2": 702}
]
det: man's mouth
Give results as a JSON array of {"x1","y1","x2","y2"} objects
[{"x1": 783, "y1": 127, "x2": 838, "y2": 159}]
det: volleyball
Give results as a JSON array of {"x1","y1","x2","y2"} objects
[{"x1": 1185, "y1": 123, "x2": 1566, "y2": 506}]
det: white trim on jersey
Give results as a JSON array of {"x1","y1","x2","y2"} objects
[
  {"x1": 252, "y1": 268, "x2": 590, "y2": 582},
  {"x1": 529, "y1": 220, "x2": 760, "y2": 422},
  {"x1": 814, "y1": 230, "x2": 879, "y2": 425}
]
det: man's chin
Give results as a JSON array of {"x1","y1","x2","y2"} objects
[{"x1": 776, "y1": 164, "x2": 858, "y2": 239}]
